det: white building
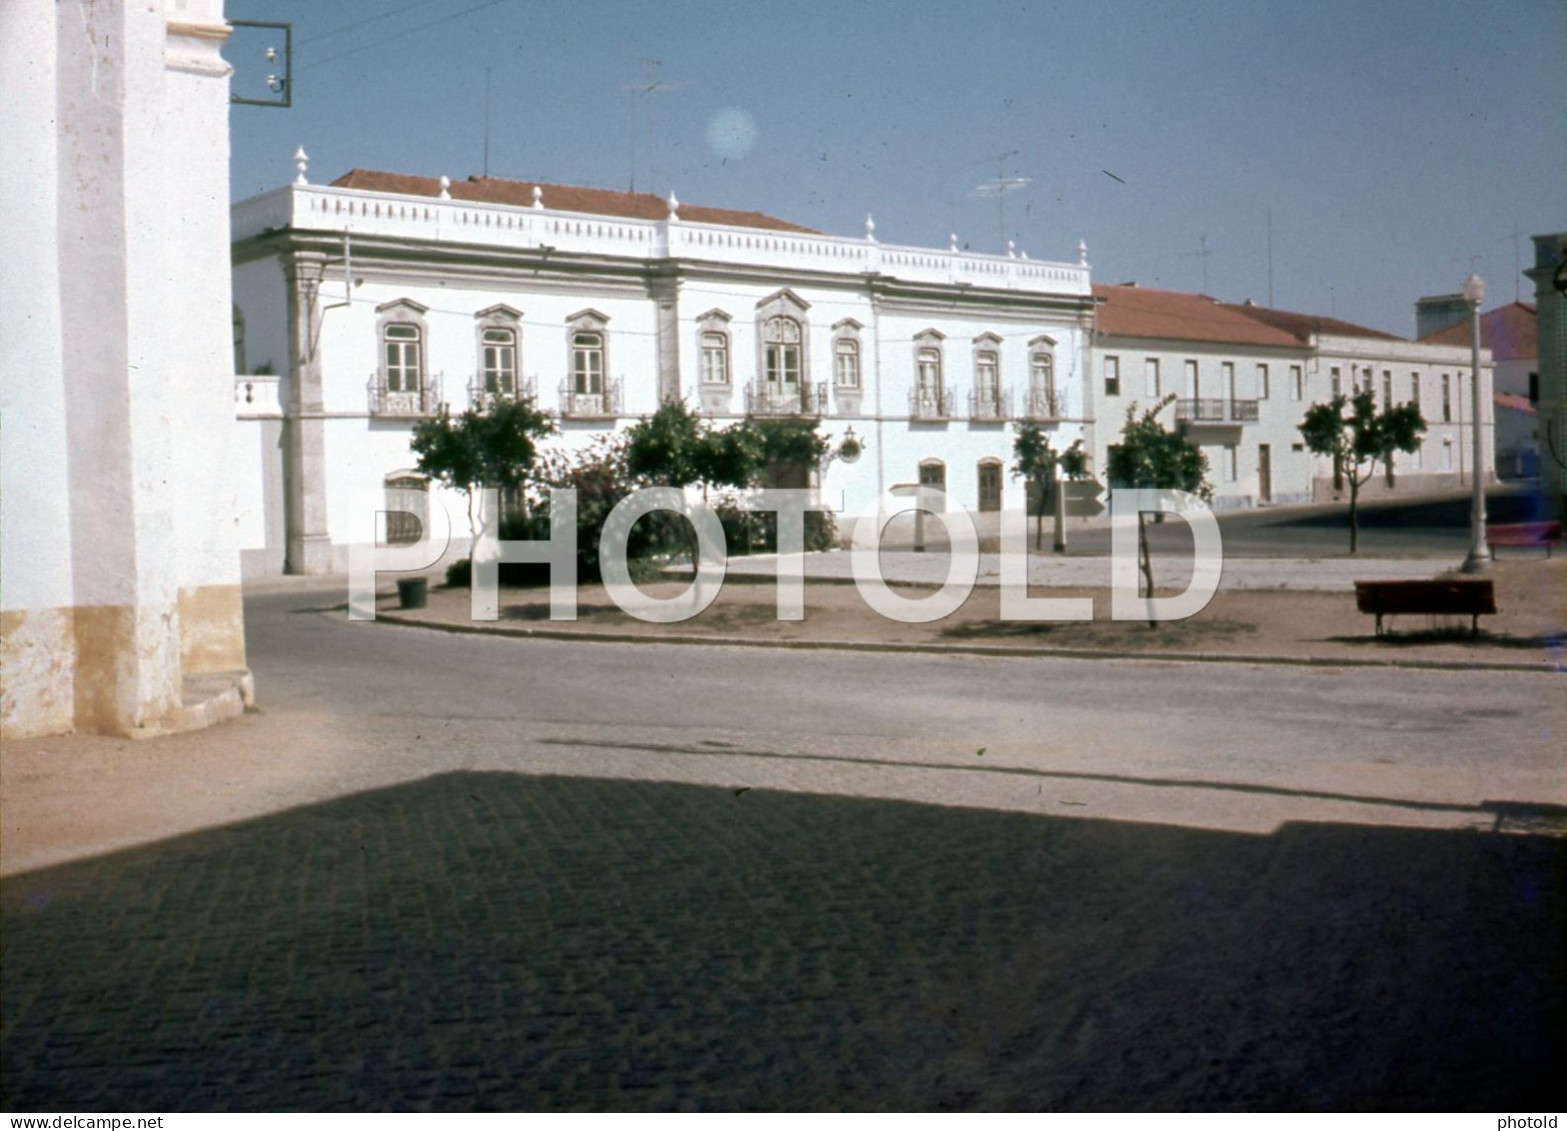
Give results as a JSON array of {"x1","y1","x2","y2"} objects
[
  {"x1": 1, "y1": 0, "x2": 251, "y2": 738},
  {"x1": 230, "y1": 165, "x2": 1097, "y2": 574},
  {"x1": 1090, "y1": 285, "x2": 1495, "y2": 508},
  {"x1": 1419, "y1": 300, "x2": 1539, "y2": 479},
  {"x1": 1525, "y1": 232, "x2": 1567, "y2": 517}
]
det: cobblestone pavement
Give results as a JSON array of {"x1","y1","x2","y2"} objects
[{"x1": 3, "y1": 773, "x2": 1562, "y2": 1111}]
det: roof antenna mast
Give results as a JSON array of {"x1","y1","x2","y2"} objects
[
  {"x1": 482, "y1": 68, "x2": 491, "y2": 178},
  {"x1": 621, "y1": 58, "x2": 681, "y2": 194},
  {"x1": 971, "y1": 149, "x2": 1029, "y2": 253},
  {"x1": 1181, "y1": 234, "x2": 1214, "y2": 295}
]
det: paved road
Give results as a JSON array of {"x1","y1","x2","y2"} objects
[{"x1": 2, "y1": 589, "x2": 1563, "y2": 1110}]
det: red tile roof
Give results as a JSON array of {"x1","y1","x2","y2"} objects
[
  {"x1": 330, "y1": 169, "x2": 819, "y2": 234},
  {"x1": 1092, "y1": 285, "x2": 1304, "y2": 348},
  {"x1": 1418, "y1": 302, "x2": 1537, "y2": 360},
  {"x1": 1494, "y1": 392, "x2": 1535, "y2": 414},
  {"x1": 1219, "y1": 302, "x2": 1403, "y2": 343}
]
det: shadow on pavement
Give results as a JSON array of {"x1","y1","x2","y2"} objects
[
  {"x1": 1324, "y1": 630, "x2": 1565, "y2": 653},
  {"x1": 1271, "y1": 489, "x2": 1548, "y2": 531},
  {"x1": 2, "y1": 773, "x2": 1562, "y2": 1112}
]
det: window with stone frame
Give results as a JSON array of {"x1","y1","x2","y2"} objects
[
  {"x1": 383, "y1": 474, "x2": 428, "y2": 545},
  {"x1": 572, "y1": 332, "x2": 605, "y2": 395},
  {"x1": 975, "y1": 349, "x2": 1000, "y2": 396},
  {"x1": 480, "y1": 327, "x2": 518, "y2": 395},
  {"x1": 917, "y1": 347, "x2": 943, "y2": 395},
  {"x1": 764, "y1": 316, "x2": 803, "y2": 388},
  {"x1": 835, "y1": 337, "x2": 861, "y2": 388},
  {"x1": 701, "y1": 331, "x2": 730, "y2": 385},
  {"x1": 384, "y1": 324, "x2": 423, "y2": 393},
  {"x1": 1030, "y1": 342, "x2": 1056, "y2": 400}
]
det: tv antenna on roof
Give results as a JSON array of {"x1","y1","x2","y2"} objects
[
  {"x1": 970, "y1": 149, "x2": 1030, "y2": 253},
  {"x1": 1182, "y1": 233, "x2": 1215, "y2": 294},
  {"x1": 622, "y1": 58, "x2": 683, "y2": 194}
]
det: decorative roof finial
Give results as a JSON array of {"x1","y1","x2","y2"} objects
[
  {"x1": 667, "y1": 191, "x2": 679, "y2": 220},
  {"x1": 532, "y1": 185, "x2": 543, "y2": 209},
  {"x1": 1078, "y1": 239, "x2": 1089, "y2": 267},
  {"x1": 949, "y1": 233, "x2": 959, "y2": 252},
  {"x1": 1007, "y1": 239, "x2": 1017, "y2": 258},
  {"x1": 293, "y1": 146, "x2": 308, "y2": 185},
  {"x1": 438, "y1": 175, "x2": 451, "y2": 200},
  {"x1": 865, "y1": 213, "x2": 876, "y2": 242}
]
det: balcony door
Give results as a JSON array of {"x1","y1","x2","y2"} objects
[{"x1": 764, "y1": 316, "x2": 802, "y2": 409}]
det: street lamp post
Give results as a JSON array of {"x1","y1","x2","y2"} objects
[{"x1": 1459, "y1": 273, "x2": 1489, "y2": 573}]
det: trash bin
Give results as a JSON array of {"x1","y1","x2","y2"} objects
[{"x1": 396, "y1": 577, "x2": 428, "y2": 609}]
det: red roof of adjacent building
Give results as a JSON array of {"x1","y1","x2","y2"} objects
[
  {"x1": 1092, "y1": 285, "x2": 1305, "y2": 348},
  {"x1": 1219, "y1": 302, "x2": 1403, "y2": 343},
  {"x1": 330, "y1": 169, "x2": 819, "y2": 234},
  {"x1": 1418, "y1": 302, "x2": 1537, "y2": 360}
]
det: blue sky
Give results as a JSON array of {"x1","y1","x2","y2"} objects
[{"x1": 226, "y1": 0, "x2": 1566, "y2": 337}]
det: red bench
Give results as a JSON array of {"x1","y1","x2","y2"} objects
[
  {"x1": 1354, "y1": 579, "x2": 1497, "y2": 638},
  {"x1": 1486, "y1": 521, "x2": 1562, "y2": 558}
]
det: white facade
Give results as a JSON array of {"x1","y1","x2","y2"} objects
[
  {"x1": 230, "y1": 171, "x2": 1096, "y2": 574},
  {"x1": 1090, "y1": 301, "x2": 1493, "y2": 509},
  {"x1": 1527, "y1": 234, "x2": 1567, "y2": 516},
  {"x1": 1, "y1": 0, "x2": 250, "y2": 737}
]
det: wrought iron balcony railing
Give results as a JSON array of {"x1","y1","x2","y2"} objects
[
  {"x1": 1018, "y1": 388, "x2": 1064, "y2": 421},
  {"x1": 557, "y1": 378, "x2": 623, "y2": 419},
  {"x1": 467, "y1": 374, "x2": 537, "y2": 411},
  {"x1": 968, "y1": 386, "x2": 1012, "y2": 421},
  {"x1": 909, "y1": 386, "x2": 953, "y2": 420},
  {"x1": 1175, "y1": 397, "x2": 1226, "y2": 422},
  {"x1": 1228, "y1": 398, "x2": 1260, "y2": 422},
  {"x1": 1176, "y1": 397, "x2": 1258, "y2": 423},
  {"x1": 368, "y1": 372, "x2": 443, "y2": 418},
  {"x1": 745, "y1": 380, "x2": 826, "y2": 417}
]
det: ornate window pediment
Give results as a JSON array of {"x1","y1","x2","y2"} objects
[{"x1": 756, "y1": 288, "x2": 811, "y2": 315}]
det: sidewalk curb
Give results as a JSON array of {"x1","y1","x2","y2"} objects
[{"x1": 371, "y1": 612, "x2": 1564, "y2": 675}]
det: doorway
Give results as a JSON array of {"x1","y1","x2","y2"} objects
[
  {"x1": 918, "y1": 460, "x2": 947, "y2": 513},
  {"x1": 1258, "y1": 444, "x2": 1272, "y2": 503},
  {"x1": 977, "y1": 460, "x2": 1002, "y2": 512}
]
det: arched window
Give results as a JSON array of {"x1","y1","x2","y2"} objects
[
  {"x1": 473, "y1": 305, "x2": 523, "y2": 402},
  {"x1": 1031, "y1": 348, "x2": 1055, "y2": 398},
  {"x1": 701, "y1": 331, "x2": 730, "y2": 385},
  {"x1": 917, "y1": 347, "x2": 943, "y2": 395},
  {"x1": 764, "y1": 316, "x2": 802, "y2": 389},
  {"x1": 977, "y1": 458, "x2": 1003, "y2": 512},
  {"x1": 384, "y1": 324, "x2": 423, "y2": 393},
  {"x1": 974, "y1": 349, "x2": 999, "y2": 397},
  {"x1": 918, "y1": 458, "x2": 947, "y2": 513},
  {"x1": 572, "y1": 331, "x2": 604, "y2": 395},
  {"x1": 835, "y1": 337, "x2": 861, "y2": 389},
  {"x1": 383, "y1": 474, "x2": 428, "y2": 546},
  {"x1": 481, "y1": 327, "x2": 517, "y2": 395},
  {"x1": 1029, "y1": 336, "x2": 1057, "y2": 417}
]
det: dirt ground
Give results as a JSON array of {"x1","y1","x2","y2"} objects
[{"x1": 386, "y1": 556, "x2": 1566, "y2": 668}]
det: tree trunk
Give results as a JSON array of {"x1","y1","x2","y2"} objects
[
  {"x1": 1034, "y1": 472, "x2": 1046, "y2": 551},
  {"x1": 1139, "y1": 511, "x2": 1157, "y2": 629},
  {"x1": 1348, "y1": 477, "x2": 1360, "y2": 554},
  {"x1": 466, "y1": 490, "x2": 483, "y2": 588}
]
